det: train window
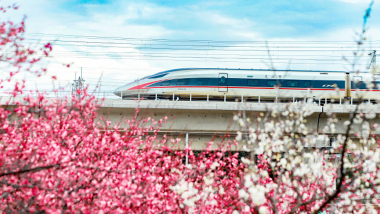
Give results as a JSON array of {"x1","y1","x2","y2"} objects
[
  {"x1": 150, "y1": 82, "x2": 162, "y2": 87},
  {"x1": 220, "y1": 76, "x2": 226, "y2": 84},
  {"x1": 247, "y1": 79, "x2": 259, "y2": 86},
  {"x1": 352, "y1": 81, "x2": 363, "y2": 89},
  {"x1": 286, "y1": 80, "x2": 299, "y2": 87},
  {"x1": 373, "y1": 81, "x2": 379, "y2": 89},
  {"x1": 177, "y1": 79, "x2": 190, "y2": 86},
  {"x1": 304, "y1": 81, "x2": 311, "y2": 87},
  {"x1": 195, "y1": 78, "x2": 209, "y2": 85},
  {"x1": 267, "y1": 80, "x2": 278, "y2": 87},
  {"x1": 169, "y1": 80, "x2": 177, "y2": 86},
  {"x1": 161, "y1": 81, "x2": 171, "y2": 86}
]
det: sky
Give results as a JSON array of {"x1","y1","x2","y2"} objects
[{"x1": 1, "y1": 0, "x2": 379, "y2": 98}]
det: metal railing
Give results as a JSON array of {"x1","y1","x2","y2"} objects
[
  {"x1": 120, "y1": 92, "x2": 378, "y2": 106},
  {"x1": 1, "y1": 90, "x2": 377, "y2": 106}
]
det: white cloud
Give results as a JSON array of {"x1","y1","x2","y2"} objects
[
  {"x1": 207, "y1": 13, "x2": 255, "y2": 29},
  {"x1": 1, "y1": 0, "x2": 378, "y2": 99}
]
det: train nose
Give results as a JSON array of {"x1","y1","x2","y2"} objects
[
  {"x1": 113, "y1": 89, "x2": 120, "y2": 96},
  {"x1": 113, "y1": 86, "x2": 123, "y2": 97},
  {"x1": 114, "y1": 80, "x2": 141, "y2": 97},
  {"x1": 113, "y1": 83, "x2": 134, "y2": 97}
]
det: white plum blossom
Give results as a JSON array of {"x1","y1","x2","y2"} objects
[
  {"x1": 170, "y1": 180, "x2": 200, "y2": 208},
  {"x1": 236, "y1": 131, "x2": 242, "y2": 141},
  {"x1": 210, "y1": 162, "x2": 219, "y2": 170},
  {"x1": 259, "y1": 206, "x2": 269, "y2": 214}
]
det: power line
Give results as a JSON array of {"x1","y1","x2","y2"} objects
[
  {"x1": 24, "y1": 38, "x2": 380, "y2": 48},
  {"x1": 23, "y1": 39, "x2": 380, "y2": 51},
  {"x1": 13, "y1": 33, "x2": 373, "y2": 81},
  {"x1": 49, "y1": 50, "x2": 368, "y2": 58},
  {"x1": 49, "y1": 52, "x2": 364, "y2": 61},
  {"x1": 28, "y1": 33, "x2": 380, "y2": 44},
  {"x1": 44, "y1": 55, "x2": 360, "y2": 64}
]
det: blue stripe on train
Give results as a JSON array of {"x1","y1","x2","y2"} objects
[{"x1": 147, "y1": 78, "x2": 349, "y2": 89}]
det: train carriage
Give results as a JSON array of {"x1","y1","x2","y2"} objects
[{"x1": 114, "y1": 68, "x2": 379, "y2": 102}]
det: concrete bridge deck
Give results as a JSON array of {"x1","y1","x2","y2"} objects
[
  {"x1": 99, "y1": 99, "x2": 380, "y2": 149},
  {"x1": 2, "y1": 97, "x2": 379, "y2": 150}
]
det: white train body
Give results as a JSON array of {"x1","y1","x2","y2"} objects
[{"x1": 114, "y1": 68, "x2": 379, "y2": 100}]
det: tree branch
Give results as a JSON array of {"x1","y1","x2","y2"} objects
[
  {"x1": 313, "y1": 103, "x2": 359, "y2": 213},
  {"x1": 0, "y1": 164, "x2": 61, "y2": 177}
]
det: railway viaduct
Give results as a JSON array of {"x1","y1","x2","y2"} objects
[
  {"x1": 2, "y1": 96, "x2": 379, "y2": 150},
  {"x1": 99, "y1": 99, "x2": 380, "y2": 150}
]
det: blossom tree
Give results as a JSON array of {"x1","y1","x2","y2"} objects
[
  {"x1": 0, "y1": 4, "x2": 243, "y2": 213},
  {"x1": 0, "y1": 3, "x2": 184, "y2": 212}
]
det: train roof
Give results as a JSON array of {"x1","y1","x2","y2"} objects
[
  {"x1": 156, "y1": 68, "x2": 358, "y2": 74},
  {"x1": 160, "y1": 68, "x2": 345, "y2": 73},
  {"x1": 142, "y1": 68, "x2": 370, "y2": 80}
]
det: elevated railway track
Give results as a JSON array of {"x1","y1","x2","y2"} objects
[{"x1": 2, "y1": 96, "x2": 380, "y2": 150}]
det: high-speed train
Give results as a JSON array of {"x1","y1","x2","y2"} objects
[{"x1": 113, "y1": 68, "x2": 379, "y2": 101}]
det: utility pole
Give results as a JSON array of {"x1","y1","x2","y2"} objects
[
  {"x1": 368, "y1": 50, "x2": 377, "y2": 69},
  {"x1": 72, "y1": 67, "x2": 85, "y2": 99}
]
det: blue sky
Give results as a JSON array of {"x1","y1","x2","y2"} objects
[
  {"x1": 55, "y1": 0, "x2": 379, "y2": 39},
  {"x1": 2, "y1": 0, "x2": 379, "y2": 95}
]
